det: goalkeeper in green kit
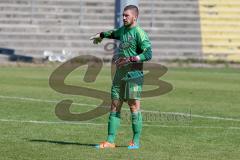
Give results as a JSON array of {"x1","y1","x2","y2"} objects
[{"x1": 90, "y1": 5, "x2": 152, "y2": 149}]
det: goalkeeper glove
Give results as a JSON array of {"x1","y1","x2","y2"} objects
[
  {"x1": 90, "y1": 33, "x2": 103, "y2": 44},
  {"x1": 115, "y1": 56, "x2": 140, "y2": 68}
]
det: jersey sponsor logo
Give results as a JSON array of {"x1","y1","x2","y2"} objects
[
  {"x1": 119, "y1": 41, "x2": 131, "y2": 50},
  {"x1": 119, "y1": 36, "x2": 134, "y2": 50}
]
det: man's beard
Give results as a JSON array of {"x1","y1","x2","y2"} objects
[{"x1": 123, "y1": 20, "x2": 134, "y2": 27}]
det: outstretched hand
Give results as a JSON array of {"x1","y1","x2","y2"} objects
[{"x1": 90, "y1": 33, "x2": 103, "y2": 44}]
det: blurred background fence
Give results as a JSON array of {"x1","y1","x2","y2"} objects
[{"x1": 0, "y1": 0, "x2": 239, "y2": 62}]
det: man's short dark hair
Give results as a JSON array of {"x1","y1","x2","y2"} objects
[{"x1": 124, "y1": 5, "x2": 139, "y2": 17}]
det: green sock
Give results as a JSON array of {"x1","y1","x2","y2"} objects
[
  {"x1": 131, "y1": 111, "x2": 142, "y2": 145},
  {"x1": 107, "y1": 112, "x2": 121, "y2": 143}
]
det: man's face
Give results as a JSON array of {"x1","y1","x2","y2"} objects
[{"x1": 123, "y1": 10, "x2": 137, "y2": 27}]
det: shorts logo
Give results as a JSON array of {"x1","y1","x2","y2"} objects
[
  {"x1": 128, "y1": 36, "x2": 134, "y2": 41},
  {"x1": 133, "y1": 85, "x2": 138, "y2": 92}
]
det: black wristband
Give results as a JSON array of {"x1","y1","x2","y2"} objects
[{"x1": 100, "y1": 32, "x2": 105, "y2": 39}]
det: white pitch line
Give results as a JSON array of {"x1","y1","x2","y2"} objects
[
  {"x1": 0, "y1": 118, "x2": 240, "y2": 130},
  {"x1": 0, "y1": 118, "x2": 105, "y2": 126},
  {"x1": 0, "y1": 95, "x2": 96, "y2": 107},
  {"x1": 0, "y1": 95, "x2": 240, "y2": 122},
  {"x1": 142, "y1": 111, "x2": 240, "y2": 122}
]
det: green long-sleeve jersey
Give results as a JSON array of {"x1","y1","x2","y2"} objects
[{"x1": 100, "y1": 25, "x2": 152, "y2": 62}]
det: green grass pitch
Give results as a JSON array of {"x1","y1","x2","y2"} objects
[{"x1": 0, "y1": 64, "x2": 240, "y2": 160}]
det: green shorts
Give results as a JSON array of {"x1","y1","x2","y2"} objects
[{"x1": 111, "y1": 67, "x2": 143, "y2": 101}]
